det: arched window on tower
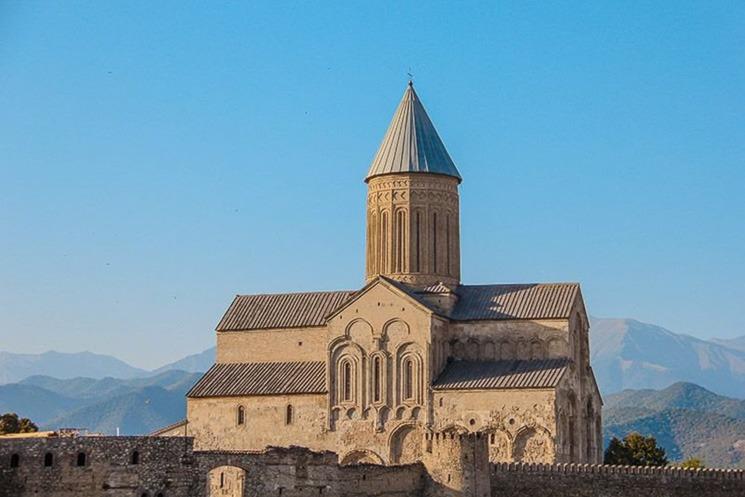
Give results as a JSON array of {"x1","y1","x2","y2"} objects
[
  {"x1": 381, "y1": 211, "x2": 389, "y2": 273},
  {"x1": 431, "y1": 212, "x2": 438, "y2": 273},
  {"x1": 237, "y1": 405, "x2": 245, "y2": 426},
  {"x1": 413, "y1": 211, "x2": 422, "y2": 272},
  {"x1": 445, "y1": 214, "x2": 451, "y2": 275},
  {"x1": 394, "y1": 210, "x2": 406, "y2": 273}
]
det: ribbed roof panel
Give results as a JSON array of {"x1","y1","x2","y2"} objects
[
  {"x1": 187, "y1": 361, "x2": 326, "y2": 398},
  {"x1": 216, "y1": 283, "x2": 578, "y2": 333},
  {"x1": 450, "y1": 283, "x2": 579, "y2": 321},
  {"x1": 366, "y1": 83, "x2": 461, "y2": 181},
  {"x1": 433, "y1": 359, "x2": 569, "y2": 390},
  {"x1": 216, "y1": 291, "x2": 356, "y2": 331}
]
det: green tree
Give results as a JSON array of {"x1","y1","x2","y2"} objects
[
  {"x1": 603, "y1": 433, "x2": 668, "y2": 466},
  {"x1": 0, "y1": 413, "x2": 38, "y2": 435},
  {"x1": 680, "y1": 458, "x2": 705, "y2": 469}
]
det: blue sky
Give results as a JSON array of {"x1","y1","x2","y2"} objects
[{"x1": 1, "y1": 1, "x2": 744, "y2": 368}]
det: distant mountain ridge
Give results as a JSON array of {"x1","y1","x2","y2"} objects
[
  {"x1": 0, "y1": 347, "x2": 215, "y2": 385},
  {"x1": 604, "y1": 382, "x2": 745, "y2": 468},
  {"x1": 590, "y1": 318, "x2": 745, "y2": 398},
  {"x1": 0, "y1": 350, "x2": 147, "y2": 384},
  {"x1": 0, "y1": 370, "x2": 201, "y2": 435}
]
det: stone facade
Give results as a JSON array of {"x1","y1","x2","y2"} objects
[{"x1": 1, "y1": 435, "x2": 743, "y2": 497}]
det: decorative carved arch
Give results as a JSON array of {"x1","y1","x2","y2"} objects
[
  {"x1": 383, "y1": 318, "x2": 410, "y2": 340},
  {"x1": 345, "y1": 318, "x2": 373, "y2": 340},
  {"x1": 529, "y1": 339, "x2": 545, "y2": 360},
  {"x1": 330, "y1": 341, "x2": 365, "y2": 408},
  {"x1": 547, "y1": 337, "x2": 564, "y2": 358},
  {"x1": 465, "y1": 339, "x2": 479, "y2": 360},
  {"x1": 395, "y1": 342, "x2": 423, "y2": 406}
]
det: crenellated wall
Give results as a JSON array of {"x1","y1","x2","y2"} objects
[
  {"x1": 1, "y1": 435, "x2": 743, "y2": 497},
  {"x1": 490, "y1": 461, "x2": 745, "y2": 497}
]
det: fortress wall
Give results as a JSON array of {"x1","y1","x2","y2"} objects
[
  {"x1": 490, "y1": 462, "x2": 745, "y2": 497},
  {"x1": 0, "y1": 436, "x2": 199, "y2": 497},
  {"x1": 2, "y1": 436, "x2": 744, "y2": 497}
]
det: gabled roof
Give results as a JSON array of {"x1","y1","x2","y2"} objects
[
  {"x1": 187, "y1": 361, "x2": 326, "y2": 398},
  {"x1": 217, "y1": 280, "x2": 580, "y2": 332},
  {"x1": 449, "y1": 283, "x2": 579, "y2": 321},
  {"x1": 216, "y1": 290, "x2": 356, "y2": 332},
  {"x1": 433, "y1": 359, "x2": 569, "y2": 390},
  {"x1": 366, "y1": 82, "x2": 461, "y2": 182}
]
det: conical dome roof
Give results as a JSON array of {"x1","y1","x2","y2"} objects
[{"x1": 366, "y1": 82, "x2": 461, "y2": 182}]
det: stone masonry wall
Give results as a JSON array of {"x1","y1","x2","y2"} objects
[
  {"x1": 0, "y1": 436, "x2": 199, "y2": 497},
  {"x1": 1, "y1": 436, "x2": 744, "y2": 497}
]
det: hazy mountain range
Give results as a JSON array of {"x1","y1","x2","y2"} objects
[
  {"x1": 604, "y1": 382, "x2": 745, "y2": 468},
  {"x1": 0, "y1": 371, "x2": 201, "y2": 435},
  {"x1": 590, "y1": 318, "x2": 745, "y2": 398},
  {"x1": 0, "y1": 348, "x2": 215, "y2": 385}
]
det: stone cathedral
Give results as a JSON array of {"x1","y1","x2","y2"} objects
[{"x1": 173, "y1": 82, "x2": 603, "y2": 467}]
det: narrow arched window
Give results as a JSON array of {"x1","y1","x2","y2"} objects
[
  {"x1": 445, "y1": 214, "x2": 451, "y2": 275},
  {"x1": 76, "y1": 452, "x2": 86, "y2": 467},
  {"x1": 237, "y1": 405, "x2": 245, "y2": 426},
  {"x1": 381, "y1": 212, "x2": 389, "y2": 273},
  {"x1": 342, "y1": 361, "x2": 352, "y2": 402},
  {"x1": 404, "y1": 359, "x2": 414, "y2": 400},
  {"x1": 10, "y1": 453, "x2": 19, "y2": 468},
  {"x1": 131, "y1": 451, "x2": 140, "y2": 465},
  {"x1": 373, "y1": 356, "x2": 382, "y2": 403},
  {"x1": 44, "y1": 452, "x2": 53, "y2": 467},
  {"x1": 414, "y1": 211, "x2": 422, "y2": 272},
  {"x1": 220, "y1": 471, "x2": 225, "y2": 488},
  {"x1": 431, "y1": 212, "x2": 438, "y2": 273},
  {"x1": 286, "y1": 404, "x2": 293, "y2": 425}
]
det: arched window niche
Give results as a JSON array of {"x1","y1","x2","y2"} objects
[
  {"x1": 369, "y1": 352, "x2": 388, "y2": 405},
  {"x1": 237, "y1": 405, "x2": 245, "y2": 426},
  {"x1": 335, "y1": 355, "x2": 358, "y2": 405},
  {"x1": 396, "y1": 344, "x2": 423, "y2": 406}
]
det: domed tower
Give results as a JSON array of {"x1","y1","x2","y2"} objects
[{"x1": 365, "y1": 82, "x2": 462, "y2": 287}]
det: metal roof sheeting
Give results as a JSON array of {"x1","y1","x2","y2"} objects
[
  {"x1": 216, "y1": 282, "x2": 578, "y2": 332},
  {"x1": 366, "y1": 83, "x2": 461, "y2": 182},
  {"x1": 433, "y1": 359, "x2": 569, "y2": 390},
  {"x1": 216, "y1": 291, "x2": 356, "y2": 332},
  {"x1": 187, "y1": 361, "x2": 326, "y2": 398},
  {"x1": 450, "y1": 283, "x2": 579, "y2": 321}
]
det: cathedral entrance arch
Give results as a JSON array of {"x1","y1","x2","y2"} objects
[
  {"x1": 340, "y1": 449, "x2": 384, "y2": 465},
  {"x1": 208, "y1": 465, "x2": 246, "y2": 497},
  {"x1": 389, "y1": 424, "x2": 423, "y2": 464}
]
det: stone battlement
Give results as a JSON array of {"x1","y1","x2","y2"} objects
[
  {"x1": 492, "y1": 461, "x2": 745, "y2": 480},
  {"x1": 1, "y1": 436, "x2": 744, "y2": 497}
]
